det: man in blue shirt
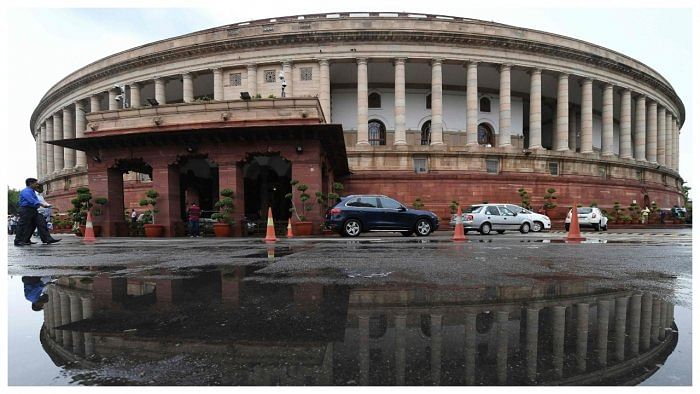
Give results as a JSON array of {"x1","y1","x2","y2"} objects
[{"x1": 14, "y1": 178, "x2": 61, "y2": 246}]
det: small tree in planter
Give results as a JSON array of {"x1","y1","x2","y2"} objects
[
  {"x1": 69, "y1": 187, "x2": 107, "y2": 237},
  {"x1": 286, "y1": 180, "x2": 314, "y2": 235},
  {"x1": 649, "y1": 201, "x2": 660, "y2": 224},
  {"x1": 543, "y1": 188, "x2": 557, "y2": 215},
  {"x1": 611, "y1": 201, "x2": 623, "y2": 223},
  {"x1": 518, "y1": 188, "x2": 532, "y2": 210},
  {"x1": 449, "y1": 200, "x2": 460, "y2": 215},
  {"x1": 315, "y1": 182, "x2": 344, "y2": 234},
  {"x1": 139, "y1": 189, "x2": 163, "y2": 237},
  {"x1": 412, "y1": 198, "x2": 425, "y2": 209},
  {"x1": 628, "y1": 201, "x2": 641, "y2": 224},
  {"x1": 211, "y1": 189, "x2": 235, "y2": 237}
]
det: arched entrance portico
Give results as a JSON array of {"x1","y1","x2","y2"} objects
[
  {"x1": 177, "y1": 156, "x2": 219, "y2": 218},
  {"x1": 243, "y1": 153, "x2": 292, "y2": 222}
]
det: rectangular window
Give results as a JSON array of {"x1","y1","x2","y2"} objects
[
  {"x1": 413, "y1": 157, "x2": 428, "y2": 174},
  {"x1": 264, "y1": 70, "x2": 276, "y2": 83},
  {"x1": 548, "y1": 162, "x2": 559, "y2": 176},
  {"x1": 636, "y1": 169, "x2": 644, "y2": 182},
  {"x1": 229, "y1": 73, "x2": 241, "y2": 86},
  {"x1": 300, "y1": 67, "x2": 313, "y2": 81},
  {"x1": 598, "y1": 165, "x2": 607, "y2": 178},
  {"x1": 486, "y1": 159, "x2": 499, "y2": 174},
  {"x1": 138, "y1": 173, "x2": 151, "y2": 182}
]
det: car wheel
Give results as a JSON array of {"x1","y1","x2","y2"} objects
[
  {"x1": 532, "y1": 221, "x2": 543, "y2": 232},
  {"x1": 593, "y1": 223, "x2": 600, "y2": 232},
  {"x1": 603, "y1": 224, "x2": 608, "y2": 231},
  {"x1": 564, "y1": 224, "x2": 570, "y2": 232},
  {"x1": 479, "y1": 222, "x2": 491, "y2": 235},
  {"x1": 520, "y1": 222, "x2": 531, "y2": 234},
  {"x1": 401, "y1": 231, "x2": 413, "y2": 237},
  {"x1": 343, "y1": 219, "x2": 362, "y2": 237},
  {"x1": 496, "y1": 230, "x2": 505, "y2": 234},
  {"x1": 415, "y1": 219, "x2": 432, "y2": 237}
]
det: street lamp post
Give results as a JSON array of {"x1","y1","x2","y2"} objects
[{"x1": 279, "y1": 72, "x2": 287, "y2": 98}]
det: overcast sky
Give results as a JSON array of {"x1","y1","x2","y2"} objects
[{"x1": 1, "y1": 1, "x2": 696, "y2": 197}]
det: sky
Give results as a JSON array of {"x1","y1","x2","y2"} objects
[{"x1": 0, "y1": 0, "x2": 696, "y2": 197}]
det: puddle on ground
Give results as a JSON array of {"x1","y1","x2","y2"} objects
[{"x1": 7, "y1": 267, "x2": 690, "y2": 386}]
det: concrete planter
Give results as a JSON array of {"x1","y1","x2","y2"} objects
[
  {"x1": 292, "y1": 221, "x2": 313, "y2": 236},
  {"x1": 144, "y1": 224, "x2": 165, "y2": 237},
  {"x1": 213, "y1": 223, "x2": 232, "y2": 237}
]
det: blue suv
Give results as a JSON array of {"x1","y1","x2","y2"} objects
[{"x1": 324, "y1": 195, "x2": 440, "y2": 237}]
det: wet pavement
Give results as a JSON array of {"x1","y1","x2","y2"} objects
[{"x1": 6, "y1": 228, "x2": 692, "y2": 385}]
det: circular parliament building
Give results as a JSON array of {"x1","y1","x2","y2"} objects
[{"x1": 33, "y1": 12, "x2": 685, "y2": 236}]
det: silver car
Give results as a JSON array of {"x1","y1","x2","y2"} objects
[
  {"x1": 504, "y1": 204, "x2": 552, "y2": 232},
  {"x1": 450, "y1": 204, "x2": 535, "y2": 234},
  {"x1": 565, "y1": 207, "x2": 608, "y2": 231}
]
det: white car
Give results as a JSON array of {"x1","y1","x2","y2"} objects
[
  {"x1": 504, "y1": 204, "x2": 551, "y2": 232},
  {"x1": 565, "y1": 207, "x2": 608, "y2": 231}
]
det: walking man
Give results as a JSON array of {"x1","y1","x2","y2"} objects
[
  {"x1": 641, "y1": 206, "x2": 650, "y2": 224},
  {"x1": 187, "y1": 202, "x2": 202, "y2": 237},
  {"x1": 14, "y1": 178, "x2": 61, "y2": 246}
]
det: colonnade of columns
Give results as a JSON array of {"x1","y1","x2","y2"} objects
[
  {"x1": 35, "y1": 58, "x2": 682, "y2": 181},
  {"x1": 44, "y1": 285, "x2": 95, "y2": 358},
  {"x1": 355, "y1": 293, "x2": 675, "y2": 384}
]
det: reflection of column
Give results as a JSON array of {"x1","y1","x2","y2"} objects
[
  {"x1": 431, "y1": 314, "x2": 443, "y2": 385},
  {"x1": 69, "y1": 294, "x2": 84, "y2": 355},
  {"x1": 464, "y1": 312, "x2": 477, "y2": 385},
  {"x1": 525, "y1": 307, "x2": 539, "y2": 382},
  {"x1": 667, "y1": 303, "x2": 675, "y2": 330},
  {"x1": 358, "y1": 314, "x2": 369, "y2": 385},
  {"x1": 614, "y1": 297, "x2": 628, "y2": 361},
  {"x1": 640, "y1": 293, "x2": 653, "y2": 351},
  {"x1": 575, "y1": 303, "x2": 589, "y2": 372},
  {"x1": 552, "y1": 306, "x2": 566, "y2": 378},
  {"x1": 596, "y1": 300, "x2": 610, "y2": 366},
  {"x1": 496, "y1": 311, "x2": 509, "y2": 384},
  {"x1": 528, "y1": 68, "x2": 543, "y2": 150},
  {"x1": 356, "y1": 58, "x2": 369, "y2": 146},
  {"x1": 651, "y1": 297, "x2": 661, "y2": 346},
  {"x1": 628, "y1": 294, "x2": 642, "y2": 356},
  {"x1": 394, "y1": 314, "x2": 406, "y2": 385},
  {"x1": 321, "y1": 343, "x2": 334, "y2": 385},
  {"x1": 59, "y1": 291, "x2": 72, "y2": 348},
  {"x1": 51, "y1": 287, "x2": 61, "y2": 339},
  {"x1": 43, "y1": 293, "x2": 52, "y2": 337},
  {"x1": 658, "y1": 301, "x2": 668, "y2": 340}
]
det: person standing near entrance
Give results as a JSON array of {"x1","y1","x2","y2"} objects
[
  {"x1": 14, "y1": 178, "x2": 60, "y2": 246},
  {"x1": 641, "y1": 206, "x2": 650, "y2": 224},
  {"x1": 187, "y1": 202, "x2": 202, "y2": 237},
  {"x1": 131, "y1": 209, "x2": 138, "y2": 223}
]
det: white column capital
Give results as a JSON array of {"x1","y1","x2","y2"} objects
[
  {"x1": 318, "y1": 58, "x2": 330, "y2": 66},
  {"x1": 431, "y1": 58, "x2": 443, "y2": 66},
  {"x1": 499, "y1": 63, "x2": 512, "y2": 72},
  {"x1": 356, "y1": 57, "x2": 368, "y2": 65},
  {"x1": 528, "y1": 67, "x2": 542, "y2": 75},
  {"x1": 393, "y1": 57, "x2": 407, "y2": 66},
  {"x1": 463, "y1": 60, "x2": 479, "y2": 67}
]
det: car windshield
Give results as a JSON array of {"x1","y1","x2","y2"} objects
[
  {"x1": 576, "y1": 208, "x2": 593, "y2": 214},
  {"x1": 464, "y1": 206, "x2": 483, "y2": 213}
]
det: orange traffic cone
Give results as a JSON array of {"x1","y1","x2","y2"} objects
[
  {"x1": 264, "y1": 207, "x2": 277, "y2": 243},
  {"x1": 566, "y1": 201, "x2": 586, "y2": 242},
  {"x1": 453, "y1": 206, "x2": 466, "y2": 241},
  {"x1": 83, "y1": 210, "x2": 96, "y2": 244},
  {"x1": 286, "y1": 218, "x2": 294, "y2": 238}
]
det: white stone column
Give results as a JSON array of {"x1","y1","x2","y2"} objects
[
  {"x1": 50, "y1": 287, "x2": 61, "y2": 339},
  {"x1": 568, "y1": 106, "x2": 578, "y2": 151},
  {"x1": 430, "y1": 58, "x2": 444, "y2": 146},
  {"x1": 596, "y1": 300, "x2": 610, "y2": 366},
  {"x1": 247, "y1": 64, "x2": 258, "y2": 99},
  {"x1": 35, "y1": 129, "x2": 41, "y2": 178},
  {"x1": 319, "y1": 59, "x2": 331, "y2": 123},
  {"x1": 614, "y1": 297, "x2": 628, "y2": 361},
  {"x1": 213, "y1": 68, "x2": 224, "y2": 100},
  {"x1": 394, "y1": 314, "x2": 406, "y2": 385},
  {"x1": 634, "y1": 95, "x2": 647, "y2": 161},
  {"x1": 155, "y1": 77, "x2": 167, "y2": 104},
  {"x1": 496, "y1": 311, "x2": 509, "y2": 384},
  {"x1": 53, "y1": 112, "x2": 64, "y2": 173},
  {"x1": 465, "y1": 61, "x2": 479, "y2": 146},
  {"x1": 40, "y1": 124, "x2": 48, "y2": 177},
  {"x1": 62, "y1": 107, "x2": 75, "y2": 169},
  {"x1": 182, "y1": 73, "x2": 194, "y2": 103},
  {"x1": 657, "y1": 107, "x2": 667, "y2": 166},
  {"x1": 45, "y1": 118, "x2": 54, "y2": 175},
  {"x1": 576, "y1": 303, "x2": 589, "y2": 372},
  {"x1": 282, "y1": 60, "x2": 293, "y2": 97},
  {"x1": 674, "y1": 119, "x2": 680, "y2": 171},
  {"x1": 646, "y1": 101, "x2": 658, "y2": 163},
  {"x1": 498, "y1": 64, "x2": 512, "y2": 147},
  {"x1": 90, "y1": 94, "x2": 101, "y2": 112},
  {"x1": 69, "y1": 294, "x2": 84, "y2": 355},
  {"x1": 580, "y1": 78, "x2": 593, "y2": 154},
  {"x1": 129, "y1": 82, "x2": 141, "y2": 108},
  {"x1": 602, "y1": 84, "x2": 614, "y2": 156},
  {"x1": 356, "y1": 58, "x2": 369, "y2": 146},
  {"x1": 528, "y1": 68, "x2": 543, "y2": 150},
  {"x1": 552, "y1": 306, "x2": 566, "y2": 378},
  {"x1": 620, "y1": 89, "x2": 632, "y2": 159},
  {"x1": 525, "y1": 307, "x2": 540, "y2": 382},
  {"x1": 464, "y1": 312, "x2": 477, "y2": 385},
  {"x1": 108, "y1": 88, "x2": 118, "y2": 111},
  {"x1": 430, "y1": 314, "x2": 443, "y2": 385},
  {"x1": 75, "y1": 101, "x2": 87, "y2": 167},
  {"x1": 555, "y1": 73, "x2": 569, "y2": 151},
  {"x1": 665, "y1": 114, "x2": 673, "y2": 169},
  {"x1": 628, "y1": 294, "x2": 642, "y2": 356},
  {"x1": 393, "y1": 58, "x2": 407, "y2": 145}
]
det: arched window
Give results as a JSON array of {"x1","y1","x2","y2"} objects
[
  {"x1": 421, "y1": 121, "x2": 431, "y2": 146},
  {"x1": 478, "y1": 123, "x2": 495, "y2": 146},
  {"x1": 368, "y1": 92, "x2": 381, "y2": 109},
  {"x1": 480, "y1": 97, "x2": 491, "y2": 112},
  {"x1": 425, "y1": 94, "x2": 432, "y2": 109},
  {"x1": 368, "y1": 120, "x2": 386, "y2": 146}
]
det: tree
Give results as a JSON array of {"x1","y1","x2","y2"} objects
[
  {"x1": 543, "y1": 188, "x2": 557, "y2": 210},
  {"x1": 517, "y1": 187, "x2": 532, "y2": 210},
  {"x1": 8, "y1": 188, "x2": 19, "y2": 215},
  {"x1": 212, "y1": 189, "x2": 235, "y2": 224},
  {"x1": 139, "y1": 189, "x2": 160, "y2": 224},
  {"x1": 286, "y1": 180, "x2": 313, "y2": 222}
]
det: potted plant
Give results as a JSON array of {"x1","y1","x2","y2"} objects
[
  {"x1": 517, "y1": 187, "x2": 532, "y2": 210},
  {"x1": 139, "y1": 189, "x2": 164, "y2": 237},
  {"x1": 649, "y1": 201, "x2": 660, "y2": 224},
  {"x1": 543, "y1": 188, "x2": 557, "y2": 216},
  {"x1": 611, "y1": 201, "x2": 622, "y2": 224},
  {"x1": 70, "y1": 187, "x2": 107, "y2": 237},
  {"x1": 286, "y1": 179, "x2": 314, "y2": 236},
  {"x1": 211, "y1": 188, "x2": 235, "y2": 237},
  {"x1": 449, "y1": 200, "x2": 460, "y2": 215}
]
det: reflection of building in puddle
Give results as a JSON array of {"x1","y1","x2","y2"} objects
[{"x1": 40, "y1": 272, "x2": 677, "y2": 385}]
